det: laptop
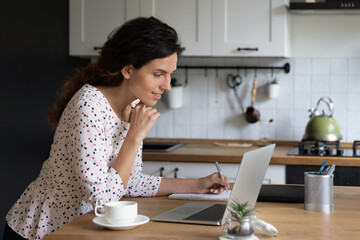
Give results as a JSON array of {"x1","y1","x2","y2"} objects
[{"x1": 151, "y1": 144, "x2": 275, "y2": 225}]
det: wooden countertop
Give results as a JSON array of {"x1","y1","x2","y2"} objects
[
  {"x1": 143, "y1": 139, "x2": 360, "y2": 167},
  {"x1": 44, "y1": 186, "x2": 360, "y2": 240}
]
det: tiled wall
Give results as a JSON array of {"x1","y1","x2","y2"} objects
[{"x1": 147, "y1": 57, "x2": 360, "y2": 142}]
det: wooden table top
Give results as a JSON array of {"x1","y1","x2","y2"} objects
[
  {"x1": 44, "y1": 186, "x2": 360, "y2": 240},
  {"x1": 142, "y1": 139, "x2": 360, "y2": 167}
]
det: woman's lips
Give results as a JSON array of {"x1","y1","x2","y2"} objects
[{"x1": 152, "y1": 92, "x2": 162, "y2": 100}]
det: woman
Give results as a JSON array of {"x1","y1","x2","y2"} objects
[{"x1": 4, "y1": 17, "x2": 229, "y2": 240}]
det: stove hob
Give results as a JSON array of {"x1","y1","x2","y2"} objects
[{"x1": 287, "y1": 140, "x2": 360, "y2": 157}]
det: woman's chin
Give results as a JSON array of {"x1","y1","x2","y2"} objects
[{"x1": 139, "y1": 99, "x2": 157, "y2": 107}]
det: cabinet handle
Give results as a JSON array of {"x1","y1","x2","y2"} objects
[
  {"x1": 160, "y1": 167, "x2": 165, "y2": 177},
  {"x1": 93, "y1": 46, "x2": 102, "y2": 51},
  {"x1": 174, "y1": 168, "x2": 179, "y2": 178},
  {"x1": 237, "y1": 47, "x2": 259, "y2": 52}
]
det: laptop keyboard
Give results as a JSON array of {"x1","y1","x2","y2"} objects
[{"x1": 183, "y1": 204, "x2": 227, "y2": 221}]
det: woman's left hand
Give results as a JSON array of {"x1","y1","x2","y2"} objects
[{"x1": 197, "y1": 172, "x2": 230, "y2": 194}]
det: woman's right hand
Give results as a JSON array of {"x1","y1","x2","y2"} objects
[
  {"x1": 113, "y1": 102, "x2": 160, "y2": 186},
  {"x1": 127, "y1": 102, "x2": 160, "y2": 142},
  {"x1": 197, "y1": 172, "x2": 230, "y2": 194}
]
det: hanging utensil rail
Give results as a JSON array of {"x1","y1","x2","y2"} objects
[{"x1": 177, "y1": 63, "x2": 290, "y2": 73}]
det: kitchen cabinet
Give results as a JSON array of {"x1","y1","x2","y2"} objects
[
  {"x1": 212, "y1": 0, "x2": 290, "y2": 57},
  {"x1": 142, "y1": 161, "x2": 286, "y2": 184},
  {"x1": 139, "y1": 0, "x2": 212, "y2": 56},
  {"x1": 69, "y1": 0, "x2": 289, "y2": 57},
  {"x1": 69, "y1": 0, "x2": 139, "y2": 56},
  {"x1": 69, "y1": 0, "x2": 211, "y2": 56}
]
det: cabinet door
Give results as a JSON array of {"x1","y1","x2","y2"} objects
[
  {"x1": 212, "y1": 0, "x2": 289, "y2": 57},
  {"x1": 139, "y1": 0, "x2": 211, "y2": 56},
  {"x1": 142, "y1": 161, "x2": 286, "y2": 184},
  {"x1": 142, "y1": 161, "x2": 171, "y2": 178},
  {"x1": 142, "y1": 161, "x2": 239, "y2": 180},
  {"x1": 263, "y1": 165, "x2": 286, "y2": 184},
  {"x1": 69, "y1": 0, "x2": 139, "y2": 56}
]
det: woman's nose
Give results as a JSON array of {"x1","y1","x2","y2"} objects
[{"x1": 162, "y1": 75, "x2": 172, "y2": 91}]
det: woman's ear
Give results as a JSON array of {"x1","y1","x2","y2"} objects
[{"x1": 121, "y1": 64, "x2": 133, "y2": 79}]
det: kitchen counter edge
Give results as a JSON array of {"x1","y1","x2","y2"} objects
[{"x1": 142, "y1": 138, "x2": 360, "y2": 167}]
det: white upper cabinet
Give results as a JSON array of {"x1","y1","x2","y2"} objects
[
  {"x1": 212, "y1": 0, "x2": 290, "y2": 57},
  {"x1": 139, "y1": 0, "x2": 212, "y2": 56},
  {"x1": 69, "y1": 0, "x2": 139, "y2": 56},
  {"x1": 69, "y1": 0, "x2": 289, "y2": 57}
]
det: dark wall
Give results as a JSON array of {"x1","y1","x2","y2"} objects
[{"x1": 0, "y1": 0, "x2": 90, "y2": 236}]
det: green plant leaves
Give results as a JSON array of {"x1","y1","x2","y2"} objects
[{"x1": 227, "y1": 200, "x2": 254, "y2": 221}]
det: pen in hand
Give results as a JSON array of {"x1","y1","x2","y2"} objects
[{"x1": 215, "y1": 162, "x2": 229, "y2": 192}]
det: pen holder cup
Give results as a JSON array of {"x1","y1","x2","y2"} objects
[{"x1": 304, "y1": 172, "x2": 334, "y2": 213}]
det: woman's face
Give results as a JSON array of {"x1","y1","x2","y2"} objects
[{"x1": 128, "y1": 53, "x2": 178, "y2": 106}]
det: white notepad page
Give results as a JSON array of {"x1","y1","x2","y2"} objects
[{"x1": 168, "y1": 190, "x2": 231, "y2": 201}]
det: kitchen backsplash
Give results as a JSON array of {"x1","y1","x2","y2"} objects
[{"x1": 147, "y1": 57, "x2": 360, "y2": 142}]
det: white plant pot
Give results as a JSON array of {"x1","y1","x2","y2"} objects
[
  {"x1": 267, "y1": 84, "x2": 280, "y2": 99},
  {"x1": 165, "y1": 85, "x2": 184, "y2": 109}
]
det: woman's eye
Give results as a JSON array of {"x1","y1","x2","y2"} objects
[{"x1": 154, "y1": 73, "x2": 162, "y2": 77}]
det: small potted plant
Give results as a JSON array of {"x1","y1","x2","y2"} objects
[
  {"x1": 224, "y1": 200, "x2": 256, "y2": 239},
  {"x1": 267, "y1": 78, "x2": 280, "y2": 99}
]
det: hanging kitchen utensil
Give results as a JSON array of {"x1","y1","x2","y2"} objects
[
  {"x1": 227, "y1": 73, "x2": 243, "y2": 89},
  {"x1": 227, "y1": 73, "x2": 245, "y2": 113},
  {"x1": 303, "y1": 96, "x2": 342, "y2": 141},
  {"x1": 245, "y1": 77, "x2": 260, "y2": 123}
]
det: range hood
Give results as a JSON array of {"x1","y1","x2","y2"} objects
[{"x1": 288, "y1": 0, "x2": 360, "y2": 14}]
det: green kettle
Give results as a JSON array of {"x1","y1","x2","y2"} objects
[{"x1": 303, "y1": 97, "x2": 342, "y2": 141}]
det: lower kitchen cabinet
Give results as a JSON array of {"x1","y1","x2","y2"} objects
[
  {"x1": 286, "y1": 165, "x2": 360, "y2": 186},
  {"x1": 142, "y1": 161, "x2": 285, "y2": 184}
]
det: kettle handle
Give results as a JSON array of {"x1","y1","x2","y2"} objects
[{"x1": 315, "y1": 96, "x2": 334, "y2": 117}]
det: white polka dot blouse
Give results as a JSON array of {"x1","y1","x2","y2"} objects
[{"x1": 6, "y1": 84, "x2": 162, "y2": 239}]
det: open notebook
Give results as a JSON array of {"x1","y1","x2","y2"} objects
[{"x1": 169, "y1": 191, "x2": 231, "y2": 201}]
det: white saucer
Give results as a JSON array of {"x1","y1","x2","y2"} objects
[{"x1": 92, "y1": 215, "x2": 150, "y2": 230}]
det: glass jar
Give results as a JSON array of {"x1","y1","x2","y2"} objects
[
  {"x1": 258, "y1": 119, "x2": 273, "y2": 146},
  {"x1": 224, "y1": 216, "x2": 255, "y2": 239}
]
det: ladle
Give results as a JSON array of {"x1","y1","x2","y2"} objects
[{"x1": 245, "y1": 77, "x2": 260, "y2": 123}]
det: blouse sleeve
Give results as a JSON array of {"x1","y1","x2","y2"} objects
[
  {"x1": 125, "y1": 146, "x2": 162, "y2": 197},
  {"x1": 67, "y1": 98, "x2": 125, "y2": 207},
  {"x1": 125, "y1": 171, "x2": 162, "y2": 197}
]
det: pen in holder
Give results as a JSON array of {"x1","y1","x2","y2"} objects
[{"x1": 304, "y1": 172, "x2": 334, "y2": 213}]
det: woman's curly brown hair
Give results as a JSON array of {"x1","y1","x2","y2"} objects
[{"x1": 48, "y1": 16, "x2": 183, "y2": 127}]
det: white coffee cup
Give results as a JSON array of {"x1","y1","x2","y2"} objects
[{"x1": 95, "y1": 201, "x2": 138, "y2": 225}]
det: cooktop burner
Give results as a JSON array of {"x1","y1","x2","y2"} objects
[{"x1": 287, "y1": 140, "x2": 360, "y2": 157}]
